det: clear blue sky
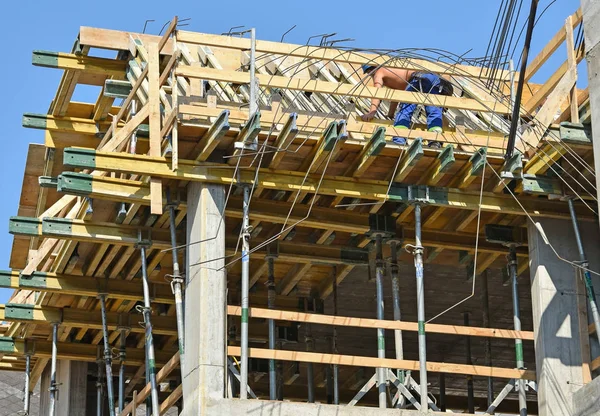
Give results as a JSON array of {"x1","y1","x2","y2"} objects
[{"x1": 0, "y1": 0, "x2": 582, "y2": 303}]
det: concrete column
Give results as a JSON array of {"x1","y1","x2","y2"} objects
[
  {"x1": 528, "y1": 218, "x2": 600, "y2": 416},
  {"x1": 181, "y1": 182, "x2": 227, "y2": 415},
  {"x1": 581, "y1": 1, "x2": 600, "y2": 211},
  {"x1": 38, "y1": 360, "x2": 88, "y2": 416}
]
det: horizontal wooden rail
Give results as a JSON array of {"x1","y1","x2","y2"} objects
[
  {"x1": 176, "y1": 66, "x2": 511, "y2": 114},
  {"x1": 228, "y1": 346, "x2": 535, "y2": 380},
  {"x1": 227, "y1": 306, "x2": 534, "y2": 341}
]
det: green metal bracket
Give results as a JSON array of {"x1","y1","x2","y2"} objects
[
  {"x1": 39, "y1": 176, "x2": 58, "y2": 189},
  {"x1": 367, "y1": 127, "x2": 387, "y2": 157},
  {"x1": 0, "y1": 337, "x2": 15, "y2": 353},
  {"x1": 521, "y1": 174, "x2": 561, "y2": 195},
  {"x1": 203, "y1": 110, "x2": 231, "y2": 144},
  {"x1": 63, "y1": 147, "x2": 97, "y2": 169},
  {"x1": 137, "y1": 124, "x2": 150, "y2": 138},
  {"x1": 320, "y1": 122, "x2": 339, "y2": 152},
  {"x1": 406, "y1": 137, "x2": 424, "y2": 167},
  {"x1": 19, "y1": 272, "x2": 48, "y2": 289},
  {"x1": 104, "y1": 79, "x2": 132, "y2": 99},
  {"x1": 559, "y1": 122, "x2": 592, "y2": 145},
  {"x1": 22, "y1": 113, "x2": 48, "y2": 130},
  {"x1": 408, "y1": 185, "x2": 430, "y2": 203},
  {"x1": 504, "y1": 152, "x2": 523, "y2": 174},
  {"x1": 469, "y1": 147, "x2": 488, "y2": 176},
  {"x1": 437, "y1": 145, "x2": 455, "y2": 173},
  {"x1": 31, "y1": 50, "x2": 59, "y2": 69},
  {"x1": 4, "y1": 304, "x2": 35, "y2": 321},
  {"x1": 8, "y1": 217, "x2": 41, "y2": 236},
  {"x1": 42, "y1": 218, "x2": 73, "y2": 237},
  {"x1": 56, "y1": 172, "x2": 94, "y2": 196},
  {"x1": 337, "y1": 120, "x2": 349, "y2": 141},
  {"x1": 0, "y1": 270, "x2": 12, "y2": 288},
  {"x1": 238, "y1": 111, "x2": 262, "y2": 145}
]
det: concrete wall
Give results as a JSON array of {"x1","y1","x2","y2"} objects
[
  {"x1": 39, "y1": 360, "x2": 87, "y2": 416},
  {"x1": 528, "y1": 217, "x2": 600, "y2": 416}
]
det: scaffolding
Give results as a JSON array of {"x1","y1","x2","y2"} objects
[{"x1": 0, "y1": 7, "x2": 598, "y2": 415}]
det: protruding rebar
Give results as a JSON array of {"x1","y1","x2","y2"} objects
[
  {"x1": 139, "y1": 243, "x2": 160, "y2": 415},
  {"x1": 99, "y1": 294, "x2": 116, "y2": 416},
  {"x1": 240, "y1": 185, "x2": 251, "y2": 399},
  {"x1": 49, "y1": 323, "x2": 59, "y2": 416}
]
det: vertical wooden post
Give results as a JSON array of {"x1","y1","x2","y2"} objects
[
  {"x1": 565, "y1": 15, "x2": 579, "y2": 123},
  {"x1": 147, "y1": 42, "x2": 163, "y2": 215}
]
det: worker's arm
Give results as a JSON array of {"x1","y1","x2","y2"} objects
[{"x1": 361, "y1": 71, "x2": 384, "y2": 121}]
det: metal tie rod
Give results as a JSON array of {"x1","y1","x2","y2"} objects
[
  {"x1": 49, "y1": 323, "x2": 59, "y2": 416},
  {"x1": 99, "y1": 293, "x2": 116, "y2": 416},
  {"x1": 240, "y1": 185, "x2": 251, "y2": 399}
]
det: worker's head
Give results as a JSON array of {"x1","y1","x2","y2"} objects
[{"x1": 362, "y1": 64, "x2": 377, "y2": 75}]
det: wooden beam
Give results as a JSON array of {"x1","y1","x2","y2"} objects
[
  {"x1": 32, "y1": 50, "x2": 127, "y2": 77},
  {"x1": 0, "y1": 270, "x2": 175, "y2": 304},
  {"x1": 393, "y1": 138, "x2": 423, "y2": 182},
  {"x1": 176, "y1": 66, "x2": 511, "y2": 114},
  {"x1": 147, "y1": 42, "x2": 163, "y2": 215},
  {"x1": 228, "y1": 306, "x2": 534, "y2": 341},
  {"x1": 227, "y1": 346, "x2": 534, "y2": 380}
]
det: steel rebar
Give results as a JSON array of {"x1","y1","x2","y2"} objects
[
  {"x1": 140, "y1": 244, "x2": 160, "y2": 415},
  {"x1": 240, "y1": 185, "x2": 251, "y2": 399}
]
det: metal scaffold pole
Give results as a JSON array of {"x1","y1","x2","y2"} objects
[
  {"x1": 118, "y1": 328, "x2": 127, "y2": 414},
  {"x1": 266, "y1": 243, "x2": 278, "y2": 401},
  {"x1": 166, "y1": 191, "x2": 186, "y2": 371},
  {"x1": 568, "y1": 198, "x2": 600, "y2": 347},
  {"x1": 305, "y1": 297, "x2": 315, "y2": 403},
  {"x1": 332, "y1": 267, "x2": 339, "y2": 405},
  {"x1": 412, "y1": 203, "x2": 428, "y2": 411},
  {"x1": 99, "y1": 294, "x2": 116, "y2": 416},
  {"x1": 137, "y1": 234, "x2": 160, "y2": 415},
  {"x1": 481, "y1": 270, "x2": 494, "y2": 407},
  {"x1": 508, "y1": 245, "x2": 527, "y2": 416},
  {"x1": 464, "y1": 312, "x2": 475, "y2": 414},
  {"x1": 249, "y1": 28, "x2": 257, "y2": 117},
  {"x1": 23, "y1": 345, "x2": 31, "y2": 415},
  {"x1": 374, "y1": 234, "x2": 387, "y2": 409},
  {"x1": 49, "y1": 323, "x2": 59, "y2": 416},
  {"x1": 240, "y1": 185, "x2": 251, "y2": 399},
  {"x1": 96, "y1": 347, "x2": 104, "y2": 416},
  {"x1": 388, "y1": 238, "x2": 406, "y2": 390}
]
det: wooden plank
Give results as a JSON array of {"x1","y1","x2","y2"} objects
[
  {"x1": 147, "y1": 42, "x2": 163, "y2": 215},
  {"x1": 565, "y1": 15, "x2": 579, "y2": 124},
  {"x1": 228, "y1": 306, "x2": 534, "y2": 341},
  {"x1": 523, "y1": 67, "x2": 576, "y2": 153},
  {"x1": 227, "y1": 346, "x2": 535, "y2": 380},
  {"x1": 119, "y1": 353, "x2": 180, "y2": 416},
  {"x1": 176, "y1": 66, "x2": 511, "y2": 114},
  {"x1": 524, "y1": 8, "x2": 582, "y2": 81},
  {"x1": 159, "y1": 384, "x2": 182, "y2": 415}
]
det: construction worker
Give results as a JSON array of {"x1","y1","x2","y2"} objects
[{"x1": 361, "y1": 65, "x2": 453, "y2": 148}]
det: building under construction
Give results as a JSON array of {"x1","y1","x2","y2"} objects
[{"x1": 2, "y1": 2, "x2": 600, "y2": 415}]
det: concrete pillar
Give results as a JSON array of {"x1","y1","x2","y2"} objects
[
  {"x1": 38, "y1": 360, "x2": 88, "y2": 416},
  {"x1": 581, "y1": 1, "x2": 600, "y2": 211},
  {"x1": 528, "y1": 218, "x2": 600, "y2": 416},
  {"x1": 181, "y1": 182, "x2": 227, "y2": 415}
]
